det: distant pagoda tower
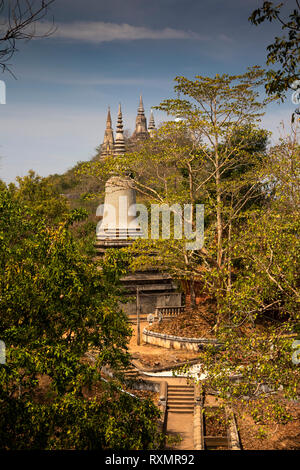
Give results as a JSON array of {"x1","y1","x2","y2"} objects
[
  {"x1": 132, "y1": 95, "x2": 149, "y2": 140},
  {"x1": 114, "y1": 103, "x2": 126, "y2": 156},
  {"x1": 148, "y1": 109, "x2": 156, "y2": 137},
  {"x1": 101, "y1": 107, "x2": 115, "y2": 158}
]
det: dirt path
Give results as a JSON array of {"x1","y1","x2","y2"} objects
[{"x1": 129, "y1": 321, "x2": 200, "y2": 369}]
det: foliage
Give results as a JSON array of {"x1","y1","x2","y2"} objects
[
  {"x1": 0, "y1": 387, "x2": 163, "y2": 450},
  {"x1": 80, "y1": 67, "x2": 271, "y2": 316},
  {"x1": 101, "y1": 248, "x2": 133, "y2": 284},
  {"x1": 80, "y1": 69, "x2": 300, "y2": 422},
  {"x1": 249, "y1": 1, "x2": 300, "y2": 98},
  {"x1": 8, "y1": 170, "x2": 69, "y2": 224},
  {"x1": 179, "y1": 130, "x2": 300, "y2": 416},
  {"x1": 0, "y1": 184, "x2": 163, "y2": 449},
  {"x1": 46, "y1": 162, "x2": 105, "y2": 254}
]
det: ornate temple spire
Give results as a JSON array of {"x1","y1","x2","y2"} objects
[
  {"x1": 148, "y1": 108, "x2": 156, "y2": 136},
  {"x1": 138, "y1": 94, "x2": 144, "y2": 114},
  {"x1": 106, "y1": 106, "x2": 112, "y2": 127},
  {"x1": 101, "y1": 107, "x2": 115, "y2": 158},
  {"x1": 114, "y1": 103, "x2": 126, "y2": 156},
  {"x1": 132, "y1": 95, "x2": 149, "y2": 140}
]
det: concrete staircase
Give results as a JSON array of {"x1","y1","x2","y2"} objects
[
  {"x1": 167, "y1": 385, "x2": 195, "y2": 414},
  {"x1": 119, "y1": 363, "x2": 141, "y2": 380}
]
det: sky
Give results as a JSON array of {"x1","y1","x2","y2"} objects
[{"x1": 0, "y1": 0, "x2": 296, "y2": 183}]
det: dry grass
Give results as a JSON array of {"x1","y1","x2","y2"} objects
[{"x1": 149, "y1": 305, "x2": 216, "y2": 339}]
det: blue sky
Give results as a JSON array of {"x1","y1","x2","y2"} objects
[{"x1": 0, "y1": 0, "x2": 295, "y2": 183}]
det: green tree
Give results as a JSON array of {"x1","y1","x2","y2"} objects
[
  {"x1": 0, "y1": 185, "x2": 163, "y2": 449},
  {"x1": 81, "y1": 67, "x2": 271, "y2": 322},
  {"x1": 9, "y1": 170, "x2": 69, "y2": 224},
  {"x1": 184, "y1": 131, "x2": 300, "y2": 420},
  {"x1": 249, "y1": 1, "x2": 300, "y2": 98}
]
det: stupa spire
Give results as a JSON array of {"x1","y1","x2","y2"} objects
[
  {"x1": 101, "y1": 106, "x2": 114, "y2": 158},
  {"x1": 114, "y1": 103, "x2": 125, "y2": 156},
  {"x1": 96, "y1": 104, "x2": 142, "y2": 244},
  {"x1": 106, "y1": 107, "x2": 112, "y2": 127},
  {"x1": 138, "y1": 95, "x2": 144, "y2": 114},
  {"x1": 132, "y1": 94, "x2": 149, "y2": 140},
  {"x1": 148, "y1": 108, "x2": 156, "y2": 136}
]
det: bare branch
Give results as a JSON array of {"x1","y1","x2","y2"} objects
[{"x1": 0, "y1": 0, "x2": 56, "y2": 74}]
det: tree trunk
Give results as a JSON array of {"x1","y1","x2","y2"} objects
[
  {"x1": 190, "y1": 277, "x2": 196, "y2": 309},
  {"x1": 227, "y1": 221, "x2": 232, "y2": 293}
]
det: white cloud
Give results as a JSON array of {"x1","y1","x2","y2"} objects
[{"x1": 37, "y1": 21, "x2": 208, "y2": 43}]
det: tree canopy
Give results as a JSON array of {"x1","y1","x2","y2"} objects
[
  {"x1": 79, "y1": 68, "x2": 299, "y2": 421},
  {"x1": 249, "y1": 1, "x2": 300, "y2": 99},
  {"x1": 0, "y1": 180, "x2": 164, "y2": 449}
]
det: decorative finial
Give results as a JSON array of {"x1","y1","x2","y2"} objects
[
  {"x1": 106, "y1": 106, "x2": 112, "y2": 127},
  {"x1": 114, "y1": 103, "x2": 125, "y2": 156}
]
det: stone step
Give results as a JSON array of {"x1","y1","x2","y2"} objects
[
  {"x1": 168, "y1": 403, "x2": 194, "y2": 408},
  {"x1": 168, "y1": 406, "x2": 194, "y2": 412},
  {"x1": 168, "y1": 396, "x2": 194, "y2": 399},
  {"x1": 168, "y1": 395, "x2": 194, "y2": 400},
  {"x1": 168, "y1": 387, "x2": 194, "y2": 391},
  {"x1": 168, "y1": 385, "x2": 194, "y2": 392},
  {"x1": 168, "y1": 399, "x2": 195, "y2": 405},
  {"x1": 167, "y1": 400, "x2": 194, "y2": 408},
  {"x1": 168, "y1": 397, "x2": 194, "y2": 402}
]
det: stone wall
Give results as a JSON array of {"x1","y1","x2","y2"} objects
[
  {"x1": 142, "y1": 328, "x2": 219, "y2": 351},
  {"x1": 122, "y1": 292, "x2": 182, "y2": 315}
]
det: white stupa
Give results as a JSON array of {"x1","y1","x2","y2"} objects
[{"x1": 96, "y1": 103, "x2": 143, "y2": 248}]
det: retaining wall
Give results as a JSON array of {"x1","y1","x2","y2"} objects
[{"x1": 143, "y1": 328, "x2": 219, "y2": 351}]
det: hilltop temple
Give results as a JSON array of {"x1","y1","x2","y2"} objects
[
  {"x1": 100, "y1": 95, "x2": 154, "y2": 159},
  {"x1": 95, "y1": 96, "x2": 182, "y2": 316}
]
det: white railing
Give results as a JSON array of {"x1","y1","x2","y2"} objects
[{"x1": 155, "y1": 306, "x2": 185, "y2": 318}]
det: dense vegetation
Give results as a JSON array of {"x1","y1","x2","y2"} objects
[
  {"x1": 0, "y1": 71, "x2": 299, "y2": 447},
  {"x1": 0, "y1": 0, "x2": 299, "y2": 452},
  {"x1": 80, "y1": 67, "x2": 300, "y2": 417},
  {"x1": 0, "y1": 179, "x2": 164, "y2": 449}
]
